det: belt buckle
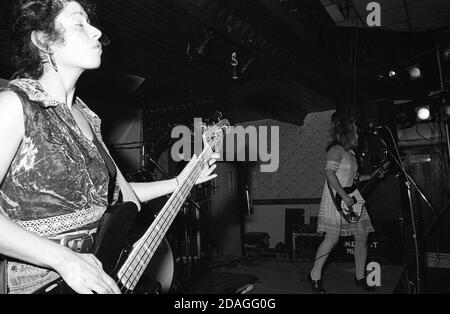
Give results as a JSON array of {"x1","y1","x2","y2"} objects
[{"x1": 60, "y1": 233, "x2": 95, "y2": 253}]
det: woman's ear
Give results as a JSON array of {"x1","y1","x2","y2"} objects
[{"x1": 30, "y1": 31, "x2": 49, "y2": 52}]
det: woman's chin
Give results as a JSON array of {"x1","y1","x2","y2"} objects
[{"x1": 85, "y1": 61, "x2": 102, "y2": 70}]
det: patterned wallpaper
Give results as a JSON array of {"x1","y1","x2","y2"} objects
[{"x1": 240, "y1": 110, "x2": 335, "y2": 200}]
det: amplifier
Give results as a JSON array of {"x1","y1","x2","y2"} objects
[
  {"x1": 293, "y1": 224, "x2": 317, "y2": 234},
  {"x1": 244, "y1": 232, "x2": 270, "y2": 249}
]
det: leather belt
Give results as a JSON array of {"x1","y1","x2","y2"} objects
[{"x1": 48, "y1": 229, "x2": 97, "y2": 253}]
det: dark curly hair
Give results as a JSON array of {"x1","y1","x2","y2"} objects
[
  {"x1": 326, "y1": 115, "x2": 358, "y2": 152},
  {"x1": 10, "y1": 0, "x2": 100, "y2": 79}
]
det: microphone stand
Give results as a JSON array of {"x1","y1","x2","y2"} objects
[
  {"x1": 422, "y1": 46, "x2": 450, "y2": 240},
  {"x1": 374, "y1": 127, "x2": 423, "y2": 294}
]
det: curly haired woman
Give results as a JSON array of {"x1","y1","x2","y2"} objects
[{"x1": 0, "y1": 0, "x2": 217, "y2": 294}]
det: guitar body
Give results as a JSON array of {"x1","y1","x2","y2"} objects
[
  {"x1": 33, "y1": 202, "x2": 174, "y2": 294},
  {"x1": 335, "y1": 187, "x2": 366, "y2": 223},
  {"x1": 333, "y1": 161, "x2": 391, "y2": 223}
]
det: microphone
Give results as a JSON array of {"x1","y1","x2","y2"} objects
[{"x1": 358, "y1": 125, "x2": 383, "y2": 135}]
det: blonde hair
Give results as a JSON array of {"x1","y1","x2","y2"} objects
[{"x1": 326, "y1": 115, "x2": 357, "y2": 151}]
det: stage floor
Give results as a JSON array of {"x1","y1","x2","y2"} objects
[{"x1": 186, "y1": 257, "x2": 406, "y2": 294}]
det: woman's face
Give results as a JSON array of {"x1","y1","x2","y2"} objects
[{"x1": 51, "y1": 1, "x2": 102, "y2": 72}]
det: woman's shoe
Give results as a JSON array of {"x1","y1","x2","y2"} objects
[
  {"x1": 306, "y1": 271, "x2": 326, "y2": 294},
  {"x1": 355, "y1": 277, "x2": 376, "y2": 292}
]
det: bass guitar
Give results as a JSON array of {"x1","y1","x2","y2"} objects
[{"x1": 33, "y1": 119, "x2": 230, "y2": 294}]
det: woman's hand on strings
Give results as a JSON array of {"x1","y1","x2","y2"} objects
[
  {"x1": 55, "y1": 248, "x2": 121, "y2": 294},
  {"x1": 196, "y1": 152, "x2": 219, "y2": 185},
  {"x1": 343, "y1": 195, "x2": 355, "y2": 208}
]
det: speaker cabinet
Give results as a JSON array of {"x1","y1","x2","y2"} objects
[{"x1": 366, "y1": 174, "x2": 403, "y2": 223}]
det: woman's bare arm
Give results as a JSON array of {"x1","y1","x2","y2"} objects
[
  {"x1": 325, "y1": 169, "x2": 354, "y2": 206},
  {"x1": 0, "y1": 91, "x2": 119, "y2": 294},
  {"x1": 128, "y1": 156, "x2": 217, "y2": 203}
]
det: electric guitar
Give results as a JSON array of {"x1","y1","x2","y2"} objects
[
  {"x1": 33, "y1": 119, "x2": 230, "y2": 294},
  {"x1": 334, "y1": 161, "x2": 391, "y2": 223}
]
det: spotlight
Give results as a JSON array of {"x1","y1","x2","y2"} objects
[
  {"x1": 388, "y1": 70, "x2": 396, "y2": 78},
  {"x1": 415, "y1": 106, "x2": 431, "y2": 121},
  {"x1": 407, "y1": 65, "x2": 422, "y2": 80}
]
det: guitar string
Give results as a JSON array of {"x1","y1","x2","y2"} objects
[
  {"x1": 123, "y1": 163, "x2": 205, "y2": 294},
  {"x1": 118, "y1": 161, "x2": 201, "y2": 293},
  {"x1": 117, "y1": 146, "x2": 212, "y2": 293},
  {"x1": 116, "y1": 156, "x2": 200, "y2": 293},
  {"x1": 120, "y1": 150, "x2": 209, "y2": 293},
  {"x1": 119, "y1": 127, "x2": 224, "y2": 292}
]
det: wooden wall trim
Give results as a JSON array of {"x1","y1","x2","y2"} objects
[{"x1": 252, "y1": 198, "x2": 321, "y2": 205}]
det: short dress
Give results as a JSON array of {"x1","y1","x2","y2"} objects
[{"x1": 317, "y1": 145, "x2": 375, "y2": 236}]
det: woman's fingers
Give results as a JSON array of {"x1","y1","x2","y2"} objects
[
  {"x1": 85, "y1": 269, "x2": 118, "y2": 294},
  {"x1": 205, "y1": 164, "x2": 217, "y2": 175},
  {"x1": 87, "y1": 280, "x2": 113, "y2": 294},
  {"x1": 200, "y1": 165, "x2": 216, "y2": 179},
  {"x1": 102, "y1": 273, "x2": 122, "y2": 294},
  {"x1": 198, "y1": 173, "x2": 217, "y2": 184},
  {"x1": 76, "y1": 287, "x2": 94, "y2": 294},
  {"x1": 208, "y1": 159, "x2": 215, "y2": 166},
  {"x1": 90, "y1": 264, "x2": 120, "y2": 294},
  {"x1": 68, "y1": 253, "x2": 120, "y2": 294},
  {"x1": 196, "y1": 164, "x2": 218, "y2": 184},
  {"x1": 87, "y1": 273, "x2": 119, "y2": 294}
]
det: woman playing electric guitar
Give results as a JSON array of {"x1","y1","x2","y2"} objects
[
  {"x1": 306, "y1": 114, "x2": 376, "y2": 293},
  {"x1": 0, "y1": 0, "x2": 218, "y2": 294}
]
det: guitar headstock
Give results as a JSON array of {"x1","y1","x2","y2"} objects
[{"x1": 202, "y1": 117, "x2": 231, "y2": 154}]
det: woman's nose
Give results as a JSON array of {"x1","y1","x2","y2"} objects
[{"x1": 89, "y1": 24, "x2": 102, "y2": 40}]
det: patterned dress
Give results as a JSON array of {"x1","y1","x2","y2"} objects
[
  {"x1": 0, "y1": 78, "x2": 120, "y2": 293},
  {"x1": 317, "y1": 145, "x2": 375, "y2": 236}
]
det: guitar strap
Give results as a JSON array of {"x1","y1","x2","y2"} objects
[{"x1": 326, "y1": 180, "x2": 342, "y2": 213}]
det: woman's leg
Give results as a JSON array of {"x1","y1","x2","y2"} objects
[
  {"x1": 354, "y1": 233, "x2": 369, "y2": 280},
  {"x1": 310, "y1": 233, "x2": 340, "y2": 280}
]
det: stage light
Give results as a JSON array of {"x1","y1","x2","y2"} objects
[
  {"x1": 388, "y1": 70, "x2": 396, "y2": 77},
  {"x1": 407, "y1": 65, "x2": 422, "y2": 80},
  {"x1": 415, "y1": 106, "x2": 431, "y2": 121},
  {"x1": 442, "y1": 105, "x2": 450, "y2": 117},
  {"x1": 444, "y1": 47, "x2": 450, "y2": 60}
]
